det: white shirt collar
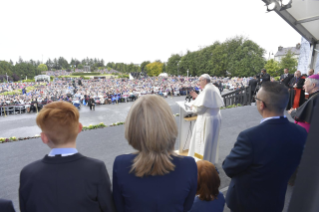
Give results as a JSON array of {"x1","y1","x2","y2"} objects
[
  {"x1": 48, "y1": 148, "x2": 78, "y2": 157},
  {"x1": 260, "y1": 116, "x2": 286, "y2": 124}
]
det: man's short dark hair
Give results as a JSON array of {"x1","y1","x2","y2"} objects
[
  {"x1": 260, "y1": 82, "x2": 288, "y2": 113},
  {"x1": 261, "y1": 69, "x2": 267, "y2": 73}
]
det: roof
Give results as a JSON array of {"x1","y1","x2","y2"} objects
[
  {"x1": 262, "y1": 0, "x2": 319, "y2": 44},
  {"x1": 274, "y1": 46, "x2": 301, "y2": 57}
]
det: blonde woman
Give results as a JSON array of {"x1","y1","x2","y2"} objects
[{"x1": 112, "y1": 95, "x2": 197, "y2": 212}]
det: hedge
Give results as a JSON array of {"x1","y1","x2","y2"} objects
[{"x1": 71, "y1": 72, "x2": 101, "y2": 76}]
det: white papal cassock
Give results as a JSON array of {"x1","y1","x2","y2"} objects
[{"x1": 187, "y1": 83, "x2": 224, "y2": 164}]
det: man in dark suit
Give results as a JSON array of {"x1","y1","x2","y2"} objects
[
  {"x1": 280, "y1": 68, "x2": 294, "y2": 87},
  {"x1": 19, "y1": 102, "x2": 116, "y2": 212},
  {"x1": 88, "y1": 97, "x2": 96, "y2": 110},
  {"x1": 222, "y1": 82, "x2": 307, "y2": 212},
  {"x1": 0, "y1": 199, "x2": 15, "y2": 212},
  {"x1": 248, "y1": 76, "x2": 258, "y2": 97},
  {"x1": 260, "y1": 69, "x2": 270, "y2": 84}
]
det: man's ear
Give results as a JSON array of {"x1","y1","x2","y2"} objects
[
  {"x1": 78, "y1": 123, "x2": 83, "y2": 134},
  {"x1": 41, "y1": 132, "x2": 49, "y2": 145},
  {"x1": 259, "y1": 101, "x2": 266, "y2": 111}
]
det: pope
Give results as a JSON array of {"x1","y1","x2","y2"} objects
[{"x1": 188, "y1": 74, "x2": 224, "y2": 164}]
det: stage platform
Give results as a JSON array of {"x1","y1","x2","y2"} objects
[{"x1": 0, "y1": 103, "x2": 295, "y2": 212}]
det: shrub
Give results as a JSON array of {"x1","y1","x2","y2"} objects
[
  {"x1": 22, "y1": 79, "x2": 34, "y2": 83},
  {"x1": 118, "y1": 74, "x2": 129, "y2": 79}
]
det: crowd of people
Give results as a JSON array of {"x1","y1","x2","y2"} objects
[{"x1": 0, "y1": 75, "x2": 251, "y2": 115}]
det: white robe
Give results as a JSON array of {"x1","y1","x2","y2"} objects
[{"x1": 188, "y1": 83, "x2": 224, "y2": 164}]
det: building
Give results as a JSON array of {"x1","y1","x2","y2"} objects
[{"x1": 274, "y1": 43, "x2": 301, "y2": 63}]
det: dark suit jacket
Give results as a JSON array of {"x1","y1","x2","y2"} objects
[
  {"x1": 222, "y1": 117, "x2": 307, "y2": 212},
  {"x1": 0, "y1": 199, "x2": 15, "y2": 212},
  {"x1": 288, "y1": 77, "x2": 296, "y2": 89},
  {"x1": 248, "y1": 79, "x2": 257, "y2": 93},
  {"x1": 295, "y1": 76, "x2": 306, "y2": 89},
  {"x1": 113, "y1": 154, "x2": 197, "y2": 212},
  {"x1": 280, "y1": 74, "x2": 294, "y2": 87},
  {"x1": 19, "y1": 153, "x2": 116, "y2": 212},
  {"x1": 88, "y1": 99, "x2": 95, "y2": 106},
  {"x1": 261, "y1": 73, "x2": 270, "y2": 84}
]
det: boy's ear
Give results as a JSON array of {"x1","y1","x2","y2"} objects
[
  {"x1": 78, "y1": 123, "x2": 83, "y2": 133},
  {"x1": 41, "y1": 132, "x2": 49, "y2": 145}
]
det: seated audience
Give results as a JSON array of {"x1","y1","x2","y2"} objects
[
  {"x1": 288, "y1": 74, "x2": 319, "y2": 132},
  {"x1": 19, "y1": 102, "x2": 116, "y2": 212},
  {"x1": 189, "y1": 160, "x2": 225, "y2": 212},
  {"x1": 112, "y1": 95, "x2": 197, "y2": 212},
  {"x1": 0, "y1": 199, "x2": 15, "y2": 212},
  {"x1": 223, "y1": 82, "x2": 308, "y2": 212}
]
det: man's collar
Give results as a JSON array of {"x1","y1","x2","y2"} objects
[{"x1": 260, "y1": 116, "x2": 286, "y2": 124}]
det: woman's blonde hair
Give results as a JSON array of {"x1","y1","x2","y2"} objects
[{"x1": 125, "y1": 95, "x2": 178, "y2": 177}]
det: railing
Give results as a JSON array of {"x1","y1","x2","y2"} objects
[{"x1": 222, "y1": 86, "x2": 252, "y2": 107}]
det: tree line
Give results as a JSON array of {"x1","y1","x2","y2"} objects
[{"x1": 0, "y1": 36, "x2": 299, "y2": 81}]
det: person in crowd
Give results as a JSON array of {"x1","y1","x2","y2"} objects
[
  {"x1": 288, "y1": 74, "x2": 319, "y2": 132},
  {"x1": 0, "y1": 199, "x2": 15, "y2": 212},
  {"x1": 188, "y1": 160, "x2": 225, "y2": 212},
  {"x1": 19, "y1": 102, "x2": 116, "y2": 212},
  {"x1": 248, "y1": 76, "x2": 258, "y2": 99},
  {"x1": 280, "y1": 68, "x2": 294, "y2": 88},
  {"x1": 308, "y1": 69, "x2": 314, "y2": 77},
  {"x1": 88, "y1": 96, "x2": 95, "y2": 111},
  {"x1": 260, "y1": 69, "x2": 270, "y2": 84},
  {"x1": 188, "y1": 74, "x2": 224, "y2": 164},
  {"x1": 30, "y1": 98, "x2": 38, "y2": 113},
  {"x1": 286, "y1": 70, "x2": 306, "y2": 110},
  {"x1": 112, "y1": 95, "x2": 197, "y2": 212},
  {"x1": 222, "y1": 82, "x2": 307, "y2": 212}
]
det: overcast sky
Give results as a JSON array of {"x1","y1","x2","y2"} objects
[{"x1": 0, "y1": 0, "x2": 302, "y2": 65}]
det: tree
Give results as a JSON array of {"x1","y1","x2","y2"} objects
[
  {"x1": 140, "y1": 61, "x2": 150, "y2": 72},
  {"x1": 58, "y1": 57, "x2": 69, "y2": 70},
  {"x1": 279, "y1": 50, "x2": 298, "y2": 75},
  {"x1": 0, "y1": 61, "x2": 14, "y2": 76},
  {"x1": 162, "y1": 63, "x2": 166, "y2": 73},
  {"x1": 37, "y1": 64, "x2": 48, "y2": 73},
  {"x1": 264, "y1": 59, "x2": 280, "y2": 77},
  {"x1": 12, "y1": 73, "x2": 20, "y2": 81},
  {"x1": 145, "y1": 62, "x2": 163, "y2": 76},
  {"x1": 223, "y1": 36, "x2": 265, "y2": 77},
  {"x1": 166, "y1": 54, "x2": 181, "y2": 75},
  {"x1": 46, "y1": 58, "x2": 54, "y2": 70}
]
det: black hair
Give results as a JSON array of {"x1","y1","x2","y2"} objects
[{"x1": 260, "y1": 82, "x2": 288, "y2": 113}]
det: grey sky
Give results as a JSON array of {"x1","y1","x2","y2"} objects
[{"x1": 0, "y1": 0, "x2": 301, "y2": 64}]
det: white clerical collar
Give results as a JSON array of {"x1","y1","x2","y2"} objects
[{"x1": 260, "y1": 116, "x2": 286, "y2": 124}]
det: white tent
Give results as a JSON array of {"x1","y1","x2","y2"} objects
[
  {"x1": 34, "y1": 75, "x2": 50, "y2": 82},
  {"x1": 159, "y1": 73, "x2": 169, "y2": 77}
]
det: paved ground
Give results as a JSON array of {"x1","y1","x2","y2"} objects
[
  {"x1": 0, "y1": 98, "x2": 295, "y2": 212},
  {"x1": 0, "y1": 96, "x2": 185, "y2": 138},
  {"x1": 0, "y1": 89, "x2": 234, "y2": 138}
]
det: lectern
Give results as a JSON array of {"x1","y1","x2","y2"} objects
[{"x1": 176, "y1": 101, "x2": 197, "y2": 155}]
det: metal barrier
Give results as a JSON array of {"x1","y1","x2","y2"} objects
[
  {"x1": 1, "y1": 105, "x2": 28, "y2": 116},
  {"x1": 221, "y1": 86, "x2": 252, "y2": 107}
]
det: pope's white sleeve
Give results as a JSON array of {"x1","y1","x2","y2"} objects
[{"x1": 192, "y1": 105, "x2": 205, "y2": 113}]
